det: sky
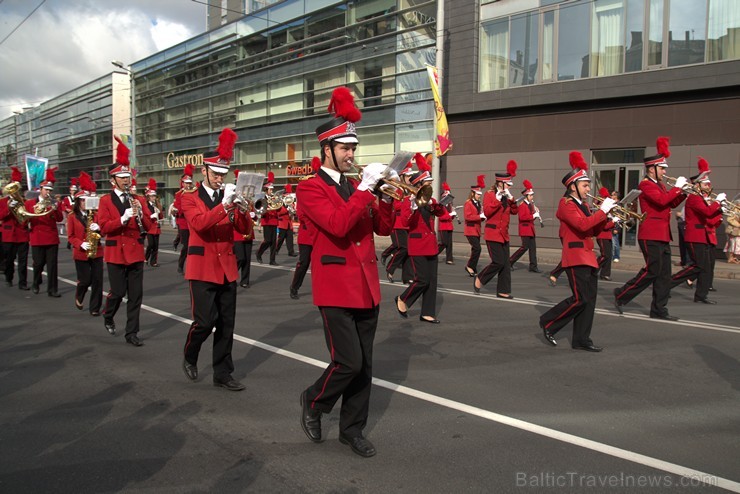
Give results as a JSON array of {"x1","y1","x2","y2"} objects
[{"x1": 0, "y1": 0, "x2": 206, "y2": 119}]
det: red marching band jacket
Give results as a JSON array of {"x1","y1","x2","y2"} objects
[
  {"x1": 296, "y1": 201, "x2": 316, "y2": 246},
  {"x1": 557, "y1": 197, "x2": 609, "y2": 268},
  {"x1": 67, "y1": 211, "x2": 104, "y2": 261},
  {"x1": 25, "y1": 198, "x2": 63, "y2": 246},
  {"x1": 97, "y1": 192, "x2": 154, "y2": 265},
  {"x1": 259, "y1": 207, "x2": 279, "y2": 227},
  {"x1": 144, "y1": 199, "x2": 163, "y2": 235},
  {"x1": 277, "y1": 205, "x2": 291, "y2": 230},
  {"x1": 392, "y1": 199, "x2": 408, "y2": 230},
  {"x1": 706, "y1": 215, "x2": 722, "y2": 246},
  {"x1": 683, "y1": 194, "x2": 722, "y2": 245},
  {"x1": 483, "y1": 190, "x2": 518, "y2": 243},
  {"x1": 400, "y1": 197, "x2": 446, "y2": 256},
  {"x1": 182, "y1": 187, "x2": 253, "y2": 284},
  {"x1": 517, "y1": 201, "x2": 537, "y2": 238},
  {"x1": 0, "y1": 197, "x2": 30, "y2": 243},
  {"x1": 437, "y1": 204, "x2": 454, "y2": 232},
  {"x1": 296, "y1": 173, "x2": 393, "y2": 309},
  {"x1": 637, "y1": 178, "x2": 685, "y2": 242},
  {"x1": 463, "y1": 198, "x2": 483, "y2": 237}
]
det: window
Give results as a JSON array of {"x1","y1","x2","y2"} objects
[
  {"x1": 479, "y1": 18, "x2": 509, "y2": 91},
  {"x1": 647, "y1": 0, "x2": 664, "y2": 66},
  {"x1": 510, "y1": 11, "x2": 539, "y2": 86},
  {"x1": 624, "y1": 0, "x2": 644, "y2": 71},
  {"x1": 667, "y1": 0, "x2": 706, "y2": 67},
  {"x1": 542, "y1": 10, "x2": 555, "y2": 81},
  {"x1": 557, "y1": 1, "x2": 591, "y2": 80},
  {"x1": 591, "y1": 0, "x2": 625, "y2": 76},
  {"x1": 707, "y1": 0, "x2": 740, "y2": 61}
]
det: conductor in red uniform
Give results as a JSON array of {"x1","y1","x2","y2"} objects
[
  {"x1": 25, "y1": 168, "x2": 64, "y2": 296},
  {"x1": 613, "y1": 137, "x2": 687, "y2": 320},
  {"x1": 463, "y1": 175, "x2": 485, "y2": 277},
  {"x1": 474, "y1": 161, "x2": 519, "y2": 299},
  {"x1": 181, "y1": 128, "x2": 253, "y2": 391},
  {"x1": 540, "y1": 152, "x2": 615, "y2": 351},
  {"x1": 297, "y1": 87, "x2": 394, "y2": 458},
  {"x1": 98, "y1": 136, "x2": 153, "y2": 346}
]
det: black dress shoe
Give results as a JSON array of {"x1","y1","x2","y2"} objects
[
  {"x1": 548, "y1": 276, "x2": 557, "y2": 287},
  {"x1": 386, "y1": 272, "x2": 394, "y2": 283},
  {"x1": 90, "y1": 311, "x2": 100, "y2": 317},
  {"x1": 32, "y1": 285, "x2": 39, "y2": 294},
  {"x1": 290, "y1": 289, "x2": 299, "y2": 300},
  {"x1": 599, "y1": 275, "x2": 611, "y2": 281},
  {"x1": 256, "y1": 255, "x2": 263, "y2": 264},
  {"x1": 541, "y1": 324, "x2": 557, "y2": 346},
  {"x1": 75, "y1": 298, "x2": 84, "y2": 310},
  {"x1": 18, "y1": 284, "x2": 29, "y2": 291},
  {"x1": 126, "y1": 335, "x2": 144, "y2": 347},
  {"x1": 613, "y1": 288, "x2": 623, "y2": 314},
  {"x1": 339, "y1": 433, "x2": 376, "y2": 458},
  {"x1": 395, "y1": 296, "x2": 408, "y2": 319},
  {"x1": 529, "y1": 267, "x2": 542, "y2": 273},
  {"x1": 419, "y1": 316, "x2": 440, "y2": 324},
  {"x1": 473, "y1": 277, "x2": 481, "y2": 294},
  {"x1": 465, "y1": 267, "x2": 476, "y2": 277},
  {"x1": 694, "y1": 297, "x2": 717, "y2": 304},
  {"x1": 269, "y1": 261, "x2": 278, "y2": 266},
  {"x1": 496, "y1": 294, "x2": 514, "y2": 300},
  {"x1": 708, "y1": 286, "x2": 716, "y2": 292},
  {"x1": 48, "y1": 292, "x2": 61, "y2": 298},
  {"x1": 182, "y1": 360, "x2": 198, "y2": 381},
  {"x1": 573, "y1": 343, "x2": 603, "y2": 352},
  {"x1": 300, "y1": 391, "x2": 322, "y2": 443},
  {"x1": 150, "y1": 263, "x2": 159, "y2": 267},
  {"x1": 104, "y1": 318, "x2": 116, "y2": 335},
  {"x1": 650, "y1": 313, "x2": 679, "y2": 321},
  {"x1": 446, "y1": 260, "x2": 454, "y2": 265},
  {"x1": 213, "y1": 378, "x2": 245, "y2": 391}
]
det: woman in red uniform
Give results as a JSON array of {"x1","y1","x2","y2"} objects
[
  {"x1": 256, "y1": 172, "x2": 279, "y2": 265},
  {"x1": 463, "y1": 175, "x2": 485, "y2": 277},
  {"x1": 144, "y1": 179, "x2": 163, "y2": 267},
  {"x1": 437, "y1": 182, "x2": 455, "y2": 264}
]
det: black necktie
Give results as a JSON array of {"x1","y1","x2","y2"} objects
[
  {"x1": 339, "y1": 175, "x2": 350, "y2": 196},
  {"x1": 213, "y1": 191, "x2": 220, "y2": 203}
]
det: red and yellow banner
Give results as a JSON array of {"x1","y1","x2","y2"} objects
[{"x1": 426, "y1": 65, "x2": 453, "y2": 157}]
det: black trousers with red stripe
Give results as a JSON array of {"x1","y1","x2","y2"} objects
[
  {"x1": 304, "y1": 305, "x2": 378, "y2": 438},
  {"x1": 386, "y1": 229, "x2": 412, "y2": 282},
  {"x1": 184, "y1": 279, "x2": 237, "y2": 381},
  {"x1": 614, "y1": 240, "x2": 672, "y2": 317},
  {"x1": 477, "y1": 240, "x2": 511, "y2": 293},
  {"x1": 233, "y1": 240, "x2": 253, "y2": 285},
  {"x1": 103, "y1": 261, "x2": 144, "y2": 338},
  {"x1": 540, "y1": 265, "x2": 598, "y2": 346},
  {"x1": 399, "y1": 254, "x2": 439, "y2": 317},
  {"x1": 670, "y1": 242, "x2": 711, "y2": 300},
  {"x1": 257, "y1": 225, "x2": 277, "y2": 263},
  {"x1": 509, "y1": 236, "x2": 537, "y2": 269},
  {"x1": 465, "y1": 235, "x2": 481, "y2": 273},
  {"x1": 74, "y1": 257, "x2": 103, "y2": 313}
]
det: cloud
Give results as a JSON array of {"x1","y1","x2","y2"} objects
[{"x1": 0, "y1": 0, "x2": 203, "y2": 119}]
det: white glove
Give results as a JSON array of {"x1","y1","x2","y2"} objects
[
  {"x1": 249, "y1": 211, "x2": 256, "y2": 219},
  {"x1": 154, "y1": 208, "x2": 160, "y2": 215},
  {"x1": 673, "y1": 176, "x2": 688, "y2": 190},
  {"x1": 90, "y1": 222, "x2": 100, "y2": 232},
  {"x1": 222, "y1": 183, "x2": 237, "y2": 206},
  {"x1": 495, "y1": 191, "x2": 503, "y2": 201},
  {"x1": 171, "y1": 207, "x2": 178, "y2": 214},
  {"x1": 386, "y1": 168, "x2": 400, "y2": 183},
  {"x1": 150, "y1": 213, "x2": 158, "y2": 219},
  {"x1": 9, "y1": 199, "x2": 18, "y2": 208},
  {"x1": 480, "y1": 212, "x2": 486, "y2": 220},
  {"x1": 409, "y1": 195, "x2": 418, "y2": 211},
  {"x1": 357, "y1": 162, "x2": 390, "y2": 192},
  {"x1": 121, "y1": 208, "x2": 134, "y2": 224},
  {"x1": 504, "y1": 189, "x2": 513, "y2": 200},
  {"x1": 715, "y1": 192, "x2": 726, "y2": 204},
  {"x1": 599, "y1": 197, "x2": 616, "y2": 214},
  {"x1": 80, "y1": 241, "x2": 91, "y2": 251},
  {"x1": 450, "y1": 210, "x2": 457, "y2": 217},
  {"x1": 533, "y1": 211, "x2": 541, "y2": 219}
]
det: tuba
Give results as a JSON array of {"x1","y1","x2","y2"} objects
[{"x1": 2, "y1": 182, "x2": 54, "y2": 223}]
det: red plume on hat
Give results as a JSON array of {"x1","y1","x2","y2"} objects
[
  {"x1": 506, "y1": 160, "x2": 518, "y2": 178},
  {"x1": 599, "y1": 187, "x2": 609, "y2": 198},
  {"x1": 11, "y1": 166, "x2": 23, "y2": 182},
  {"x1": 523, "y1": 179, "x2": 533, "y2": 190},
  {"x1": 183, "y1": 163, "x2": 194, "y2": 178},
  {"x1": 285, "y1": 183, "x2": 293, "y2": 194},
  {"x1": 147, "y1": 178, "x2": 157, "y2": 191},
  {"x1": 79, "y1": 171, "x2": 96, "y2": 193},
  {"x1": 114, "y1": 136, "x2": 130, "y2": 166},
  {"x1": 266, "y1": 171, "x2": 275, "y2": 187},
  {"x1": 442, "y1": 182, "x2": 450, "y2": 192},
  {"x1": 569, "y1": 151, "x2": 588, "y2": 171},
  {"x1": 415, "y1": 153, "x2": 431, "y2": 173},
  {"x1": 216, "y1": 128, "x2": 238, "y2": 162},
  {"x1": 656, "y1": 136, "x2": 671, "y2": 158},
  {"x1": 697, "y1": 157, "x2": 710, "y2": 174},
  {"x1": 311, "y1": 156, "x2": 321, "y2": 173},
  {"x1": 233, "y1": 168, "x2": 240, "y2": 178},
  {"x1": 70, "y1": 177, "x2": 79, "y2": 187},
  {"x1": 477, "y1": 175, "x2": 486, "y2": 189},
  {"x1": 45, "y1": 167, "x2": 57, "y2": 184},
  {"x1": 327, "y1": 87, "x2": 361, "y2": 123}
]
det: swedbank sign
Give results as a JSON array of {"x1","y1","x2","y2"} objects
[
  {"x1": 286, "y1": 163, "x2": 313, "y2": 176},
  {"x1": 166, "y1": 152, "x2": 204, "y2": 169}
]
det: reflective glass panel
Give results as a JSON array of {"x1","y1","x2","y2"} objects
[
  {"x1": 707, "y1": 0, "x2": 740, "y2": 61},
  {"x1": 510, "y1": 11, "x2": 539, "y2": 86},
  {"x1": 557, "y1": 1, "x2": 591, "y2": 80},
  {"x1": 625, "y1": 0, "x2": 644, "y2": 71},
  {"x1": 668, "y1": 0, "x2": 706, "y2": 66},
  {"x1": 479, "y1": 18, "x2": 509, "y2": 91},
  {"x1": 647, "y1": 0, "x2": 663, "y2": 66}
]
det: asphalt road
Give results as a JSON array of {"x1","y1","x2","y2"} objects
[{"x1": 1, "y1": 232, "x2": 739, "y2": 493}]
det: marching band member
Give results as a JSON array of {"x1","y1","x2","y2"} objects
[
  {"x1": 2, "y1": 166, "x2": 31, "y2": 290},
  {"x1": 174, "y1": 164, "x2": 194, "y2": 274},
  {"x1": 231, "y1": 169, "x2": 255, "y2": 289},
  {"x1": 98, "y1": 136, "x2": 153, "y2": 345},
  {"x1": 547, "y1": 204, "x2": 568, "y2": 287},
  {"x1": 298, "y1": 87, "x2": 394, "y2": 458},
  {"x1": 508, "y1": 179, "x2": 541, "y2": 273},
  {"x1": 669, "y1": 158, "x2": 723, "y2": 303},
  {"x1": 395, "y1": 162, "x2": 445, "y2": 323},
  {"x1": 275, "y1": 183, "x2": 297, "y2": 257},
  {"x1": 60, "y1": 178, "x2": 78, "y2": 249},
  {"x1": 144, "y1": 179, "x2": 163, "y2": 267},
  {"x1": 540, "y1": 152, "x2": 615, "y2": 351},
  {"x1": 463, "y1": 175, "x2": 485, "y2": 277},
  {"x1": 473, "y1": 161, "x2": 519, "y2": 299},
  {"x1": 385, "y1": 160, "x2": 418, "y2": 284},
  {"x1": 67, "y1": 172, "x2": 103, "y2": 316},
  {"x1": 256, "y1": 172, "x2": 279, "y2": 265},
  {"x1": 181, "y1": 128, "x2": 253, "y2": 391},
  {"x1": 290, "y1": 157, "x2": 320, "y2": 299},
  {"x1": 25, "y1": 168, "x2": 64, "y2": 297},
  {"x1": 437, "y1": 182, "x2": 455, "y2": 265},
  {"x1": 595, "y1": 187, "x2": 617, "y2": 281},
  {"x1": 613, "y1": 137, "x2": 687, "y2": 320}
]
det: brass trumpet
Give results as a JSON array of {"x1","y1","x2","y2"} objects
[
  {"x1": 588, "y1": 194, "x2": 646, "y2": 223},
  {"x1": 665, "y1": 176, "x2": 739, "y2": 213},
  {"x1": 663, "y1": 175, "x2": 701, "y2": 195},
  {"x1": 352, "y1": 162, "x2": 433, "y2": 207}
]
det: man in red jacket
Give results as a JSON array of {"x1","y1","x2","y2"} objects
[
  {"x1": 613, "y1": 137, "x2": 687, "y2": 320},
  {"x1": 98, "y1": 136, "x2": 153, "y2": 346},
  {"x1": 669, "y1": 158, "x2": 723, "y2": 303},
  {"x1": 474, "y1": 160, "x2": 519, "y2": 299},
  {"x1": 509, "y1": 179, "x2": 541, "y2": 273},
  {"x1": 540, "y1": 152, "x2": 615, "y2": 351},
  {"x1": 463, "y1": 175, "x2": 485, "y2": 277},
  {"x1": 437, "y1": 181, "x2": 456, "y2": 264},
  {"x1": 174, "y1": 165, "x2": 195, "y2": 274},
  {"x1": 2, "y1": 166, "x2": 31, "y2": 290},
  {"x1": 297, "y1": 87, "x2": 394, "y2": 458},
  {"x1": 181, "y1": 128, "x2": 252, "y2": 391},
  {"x1": 25, "y1": 168, "x2": 64, "y2": 296}
]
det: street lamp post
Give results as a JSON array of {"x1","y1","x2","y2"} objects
[{"x1": 111, "y1": 60, "x2": 136, "y2": 166}]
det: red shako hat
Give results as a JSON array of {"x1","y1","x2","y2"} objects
[
  {"x1": 644, "y1": 137, "x2": 671, "y2": 168},
  {"x1": 203, "y1": 128, "x2": 237, "y2": 174},
  {"x1": 110, "y1": 136, "x2": 132, "y2": 177},
  {"x1": 471, "y1": 175, "x2": 485, "y2": 193},
  {"x1": 563, "y1": 151, "x2": 590, "y2": 186},
  {"x1": 316, "y1": 87, "x2": 362, "y2": 145}
]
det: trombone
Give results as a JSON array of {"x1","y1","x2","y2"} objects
[{"x1": 588, "y1": 194, "x2": 646, "y2": 224}]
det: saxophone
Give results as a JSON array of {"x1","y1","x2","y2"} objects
[{"x1": 86, "y1": 212, "x2": 101, "y2": 259}]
